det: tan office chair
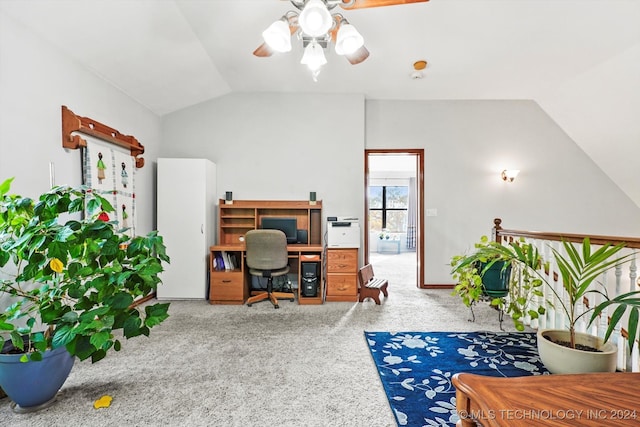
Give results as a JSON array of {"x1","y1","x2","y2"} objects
[{"x1": 245, "y1": 229, "x2": 295, "y2": 309}]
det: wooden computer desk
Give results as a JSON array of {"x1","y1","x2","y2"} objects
[
  {"x1": 212, "y1": 199, "x2": 325, "y2": 305},
  {"x1": 453, "y1": 372, "x2": 640, "y2": 426},
  {"x1": 209, "y1": 244, "x2": 324, "y2": 305}
]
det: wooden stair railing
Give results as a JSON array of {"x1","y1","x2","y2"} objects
[{"x1": 492, "y1": 218, "x2": 640, "y2": 249}]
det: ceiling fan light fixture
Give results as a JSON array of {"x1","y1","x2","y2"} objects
[
  {"x1": 300, "y1": 41, "x2": 327, "y2": 71},
  {"x1": 298, "y1": 0, "x2": 333, "y2": 37},
  {"x1": 262, "y1": 19, "x2": 292, "y2": 53},
  {"x1": 335, "y1": 24, "x2": 364, "y2": 55}
]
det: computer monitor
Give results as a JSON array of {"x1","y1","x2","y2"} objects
[{"x1": 260, "y1": 217, "x2": 298, "y2": 244}]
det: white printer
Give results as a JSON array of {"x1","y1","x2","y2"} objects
[{"x1": 327, "y1": 217, "x2": 360, "y2": 248}]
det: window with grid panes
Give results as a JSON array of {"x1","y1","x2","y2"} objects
[{"x1": 368, "y1": 186, "x2": 408, "y2": 234}]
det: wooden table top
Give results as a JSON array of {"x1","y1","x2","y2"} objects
[{"x1": 453, "y1": 372, "x2": 640, "y2": 426}]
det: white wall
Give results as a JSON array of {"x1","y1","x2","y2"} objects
[
  {"x1": 537, "y1": 44, "x2": 640, "y2": 209},
  {"x1": 161, "y1": 96, "x2": 640, "y2": 286},
  {"x1": 366, "y1": 100, "x2": 640, "y2": 284},
  {"x1": 160, "y1": 92, "x2": 366, "y2": 239},
  {"x1": 0, "y1": 11, "x2": 161, "y2": 315},
  {"x1": 0, "y1": 11, "x2": 161, "y2": 234}
]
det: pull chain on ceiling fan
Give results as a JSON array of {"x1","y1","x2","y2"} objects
[{"x1": 254, "y1": 0, "x2": 430, "y2": 81}]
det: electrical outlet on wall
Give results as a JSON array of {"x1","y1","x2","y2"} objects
[{"x1": 426, "y1": 208, "x2": 438, "y2": 217}]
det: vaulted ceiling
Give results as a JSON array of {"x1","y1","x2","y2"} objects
[{"x1": 1, "y1": 0, "x2": 639, "y2": 204}]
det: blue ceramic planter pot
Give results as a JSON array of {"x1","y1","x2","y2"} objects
[{"x1": 0, "y1": 346, "x2": 74, "y2": 411}]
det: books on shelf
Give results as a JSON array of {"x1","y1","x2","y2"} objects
[{"x1": 213, "y1": 251, "x2": 238, "y2": 271}]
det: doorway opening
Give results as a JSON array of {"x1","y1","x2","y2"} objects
[{"x1": 364, "y1": 149, "x2": 424, "y2": 288}]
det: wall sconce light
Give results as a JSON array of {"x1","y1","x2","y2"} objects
[{"x1": 501, "y1": 169, "x2": 520, "y2": 182}]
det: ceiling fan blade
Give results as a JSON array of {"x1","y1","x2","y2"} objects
[
  {"x1": 345, "y1": 45, "x2": 370, "y2": 65},
  {"x1": 253, "y1": 43, "x2": 274, "y2": 58},
  {"x1": 339, "y1": 0, "x2": 429, "y2": 10}
]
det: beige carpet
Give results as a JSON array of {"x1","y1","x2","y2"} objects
[
  {"x1": 370, "y1": 251, "x2": 418, "y2": 287},
  {"x1": 0, "y1": 275, "x2": 518, "y2": 427}
]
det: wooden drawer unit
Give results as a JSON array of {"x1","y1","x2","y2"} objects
[
  {"x1": 209, "y1": 271, "x2": 246, "y2": 304},
  {"x1": 326, "y1": 275, "x2": 358, "y2": 296},
  {"x1": 325, "y1": 248, "x2": 359, "y2": 302},
  {"x1": 326, "y1": 248, "x2": 358, "y2": 273},
  {"x1": 209, "y1": 248, "x2": 247, "y2": 304}
]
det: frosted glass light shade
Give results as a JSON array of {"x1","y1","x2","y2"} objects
[
  {"x1": 262, "y1": 20, "x2": 292, "y2": 53},
  {"x1": 335, "y1": 24, "x2": 364, "y2": 55},
  {"x1": 300, "y1": 41, "x2": 327, "y2": 71},
  {"x1": 501, "y1": 169, "x2": 520, "y2": 182},
  {"x1": 299, "y1": 0, "x2": 332, "y2": 37}
]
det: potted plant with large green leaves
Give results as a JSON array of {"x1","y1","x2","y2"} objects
[
  {"x1": 450, "y1": 236, "x2": 512, "y2": 327},
  {"x1": 0, "y1": 177, "x2": 170, "y2": 411},
  {"x1": 467, "y1": 237, "x2": 639, "y2": 374}
]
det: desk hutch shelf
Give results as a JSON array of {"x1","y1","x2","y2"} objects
[{"x1": 218, "y1": 199, "x2": 322, "y2": 246}]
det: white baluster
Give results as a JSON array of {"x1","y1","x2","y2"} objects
[
  {"x1": 631, "y1": 256, "x2": 639, "y2": 372},
  {"x1": 612, "y1": 263, "x2": 623, "y2": 365},
  {"x1": 615, "y1": 261, "x2": 623, "y2": 295},
  {"x1": 631, "y1": 340, "x2": 639, "y2": 372},
  {"x1": 529, "y1": 239, "x2": 541, "y2": 329},
  {"x1": 556, "y1": 240, "x2": 567, "y2": 330},
  {"x1": 543, "y1": 240, "x2": 554, "y2": 329},
  {"x1": 617, "y1": 334, "x2": 625, "y2": 371},
  {"x1": 629, "y1": 256, "x2": 637, "y2": 297},
  {"x1": 597, "y1": 269, "x2": 608, "y2": 340}
]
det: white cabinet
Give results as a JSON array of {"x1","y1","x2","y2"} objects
[{"x1": 156, "y1": 158, "x2": 216, "y2": 299}]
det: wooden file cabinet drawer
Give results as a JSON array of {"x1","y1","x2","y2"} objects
[
  {"x1": 209, "y1": 272, "x2": 245, "y2": 304},
  {"x1": 326, "y1": 275, "x2": 358, "y2": 297},
  {"x1": 325, "y1": 248, "x2": 359, "y2": 302},
  {"x1": 326, "y1": 249, "x2": 358, "y2": 273}
]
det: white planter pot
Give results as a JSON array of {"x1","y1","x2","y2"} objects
[{"x1": 537, "y1": 329, "x2": 617, "y2": 374}]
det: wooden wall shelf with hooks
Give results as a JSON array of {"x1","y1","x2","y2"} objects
[{"x1": 61, "y1": 105, "x2": 145, "y2": 168}]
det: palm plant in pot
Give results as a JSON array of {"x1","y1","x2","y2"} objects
[
  {"x1": 0, "y1": 177, "x2": 170, "y2": 411},
  {"x1": 472, "y1": 237, "x2": 639, "y2": 374}
]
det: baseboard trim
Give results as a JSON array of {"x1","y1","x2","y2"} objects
[{"x1": 420, "y1": 284, "x2": 455, "y2": 289}]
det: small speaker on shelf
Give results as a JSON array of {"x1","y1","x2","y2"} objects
[
  {"x1": 225, "y1": 191, "x2": 233, "y2": 205},
  {"x1": 297, "y1": 229, "x2": 308, "y2": 244}
]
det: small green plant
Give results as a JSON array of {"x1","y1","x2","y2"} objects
[
  {"x1": 494, "y1": 246, "x2": 546, "y2": 331},
  {"x1": 0, "y1": 177, "x2": 170, "y2": 363},
  {"x1": 451, "y1": 236, "x2": 546, "y2": 331},
  {"x1": 451, "y1": 235, "x2": 509, "y2": 309},
  {"x1": 450, "y1": 255, "x2": 484, "y2": 308}
]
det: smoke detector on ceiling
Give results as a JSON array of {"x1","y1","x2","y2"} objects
[{"x1": 411, "y1": 60, "x2": 427, "y2": 79}]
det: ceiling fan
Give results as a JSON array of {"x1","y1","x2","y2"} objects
[{"x1": 253, "y1": 0, "x2": 429, "y2": 79}]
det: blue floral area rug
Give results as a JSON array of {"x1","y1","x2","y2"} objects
[{"x1": 365, "y1": 331, "x2": 549, "y2": 426}]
